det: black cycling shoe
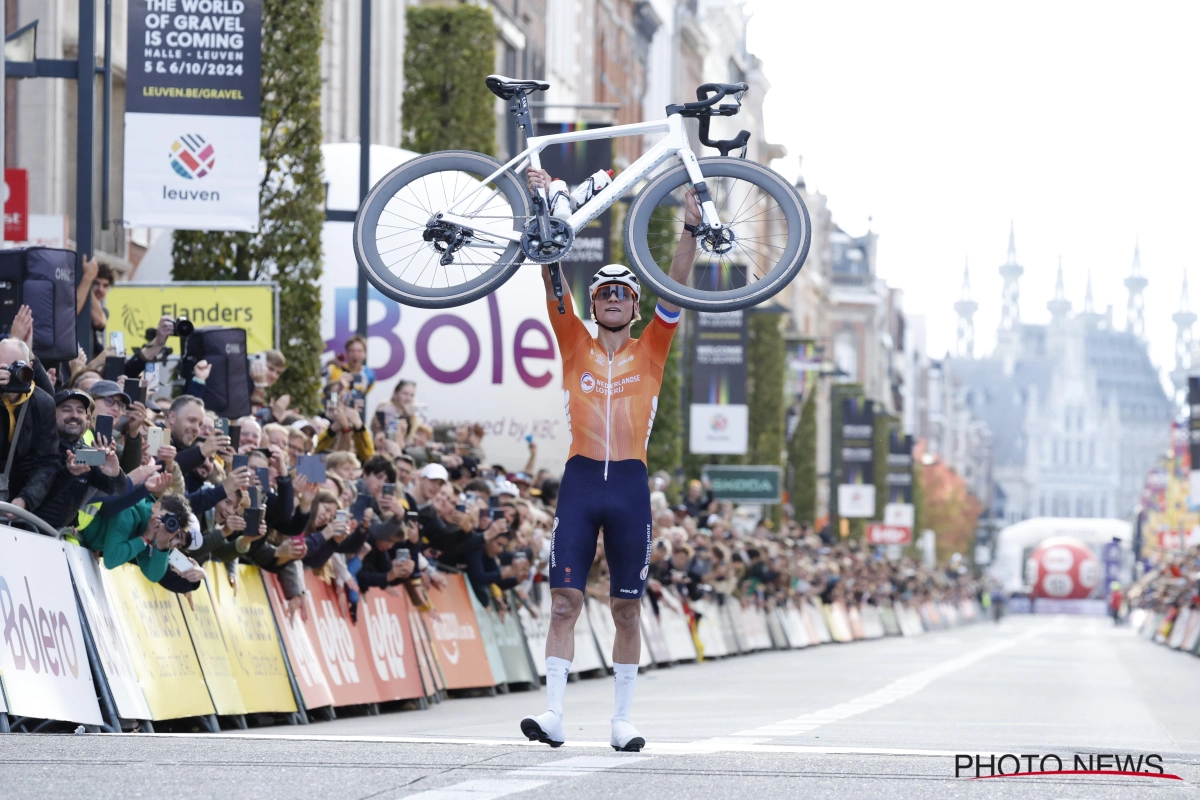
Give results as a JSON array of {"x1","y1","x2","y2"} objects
[{"x1": 612, "y1": 736, "x2": 645, "y2": 752}]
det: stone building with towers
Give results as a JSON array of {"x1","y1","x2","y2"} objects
[{"x1": 944, "y1": 228, "x2": 1171, "y2": 524}]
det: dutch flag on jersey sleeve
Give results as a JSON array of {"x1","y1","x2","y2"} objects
[{"x1": 654, "y1": 302, "x2": 681, "y2": 327}]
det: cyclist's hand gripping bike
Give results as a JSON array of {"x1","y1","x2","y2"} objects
[{"x1": 353, "y1": 75, "x2": 810, "y2": 312}]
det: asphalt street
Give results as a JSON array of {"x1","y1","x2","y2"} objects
[{"x1": 3, "y1": 614, "x2": 1199, "y2": 799}]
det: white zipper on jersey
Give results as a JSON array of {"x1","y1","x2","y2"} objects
[{"x1": 604, "y1": 353, "x2": 613, "y2": 480}]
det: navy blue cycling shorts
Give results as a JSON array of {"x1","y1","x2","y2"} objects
[{"x1": 550, "y1": 455, "x2": 652, "y2": 599}]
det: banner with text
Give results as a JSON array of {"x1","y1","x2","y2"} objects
[
  {"x1": 838, "y1": 396, "x2": 876, "y2": 518},
  {"x1": 689, "y1": 264, "x2": 748, "y2": 455},
  {"x1": 0, "y1": 529, "x2": 103, "y2": 726},
  {"x1": 124, "y1": 0, "x2": 262, "y2": 231},
  {"x1": 107, "y1": 282, "x2": 278, "y2": 355}
]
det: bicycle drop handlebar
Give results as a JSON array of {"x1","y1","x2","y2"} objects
[{"x1": 666, "y1": 82, "x2": 753, "y2": 158}]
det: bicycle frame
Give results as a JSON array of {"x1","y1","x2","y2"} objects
[{"x1": 438, "y1": 113, "x2": 718, "y2": 244}]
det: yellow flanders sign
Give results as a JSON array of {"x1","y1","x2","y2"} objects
[
  {"x1": 102, "y1": 564, "x2": 216, "y2": 720},
  {"x1": 206, "y1": 562, "x2": 297, "y2": 714},
  {"x1": 107, "y1": 282, "x2": 278, "y2": 355}
]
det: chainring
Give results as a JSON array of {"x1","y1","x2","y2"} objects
[{"x1": 520, "y1": 217, "x2": 575, "y2": 264}]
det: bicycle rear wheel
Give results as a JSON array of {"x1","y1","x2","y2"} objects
[
  {"x1": 354, "y1": 150, "x2": 531, "y2": 308},
  {"x1": 624, "y1": 157, "x2": 810, "y2": 311}
]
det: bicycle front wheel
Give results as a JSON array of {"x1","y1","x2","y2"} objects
[
  {"x1": 354, "y1": 150, "x2": 531, "y2": 308},
  {"x1": 624, "y1": 157, "x2": 810, "y2": 311}
]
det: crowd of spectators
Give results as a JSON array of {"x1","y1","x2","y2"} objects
[
  {"x1": 1, "y1": 279, "x2": 978, "y2": 637},
  {"x1": 1124, "y1": 545, "x2": 1200, "y2": 629}
]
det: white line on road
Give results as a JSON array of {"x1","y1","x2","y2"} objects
[
  {"x1": 702, "y1": 626, "x2": 1047, "y2": 746},
  {"x1": 398, "y1": 755, "x2": 648, "y2": 799}
]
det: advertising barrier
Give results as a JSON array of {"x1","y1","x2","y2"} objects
[
  {"x1": 422, "y1": 574, "x2": 496, "y2": 690},
  {"x1": 64, "y1": 543, "x2": 152, "y2": 721},
  {"x1": 265, "y1": 572, "x2": 336, "y2": 710},
  {"x1": 357, "y1": 587, "x2": 424, "y2": 703},
  {"x1": 205, "y1": 564, "x2": 297, "y2": 714},
  {"x1": 102, "y1": 563, "x2": 215, "y2": 721},
  {"x1": 0, "y1": 529, "x2": 103, "y2": 726},
  {"x1": 178, "y1": 574, "x2": 247, "y2": 716}
]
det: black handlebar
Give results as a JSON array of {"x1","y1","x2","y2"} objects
[{"x1": 666, "y1": 82, "x2": 753, "y2": 158}]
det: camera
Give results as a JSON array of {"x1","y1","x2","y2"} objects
[
  {"x1": 160, "y1": 512, "x2": 183, "y2": 533},
  {"x1": 1, "y1": 360, "x2": 34, "y2": 391},
  {"x1": 144, "y1": 315, "x2": 195, "y2": 341}
]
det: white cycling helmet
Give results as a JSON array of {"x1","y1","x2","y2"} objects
[{"x1": 589, "y1": 264, "x2": 640, "y2": 301}]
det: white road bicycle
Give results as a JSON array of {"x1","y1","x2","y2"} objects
[{"x1": 353, "y1": 75, "x2": 810, "y2": 312}]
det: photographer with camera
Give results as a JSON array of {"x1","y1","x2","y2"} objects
[
  {"x1": 85, "y1": 492, "x2": 192, "y2": 583},
  {"x1": 35, "y1": 389, "x2": 127, "y2": 529},
  {"x1": 0, "y1": 337, "x2": 59, "y2": 512}
]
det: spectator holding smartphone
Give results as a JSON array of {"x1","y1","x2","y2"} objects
[
  {"x1": 326, "y1": 334, "x2": 376, "y2": 395},
  {"x1": 0, "y1": 338, "x2": 58, "y2": 511},
  {"x1": 36, "y1": 390, "x2": 126, "y2": 529}
]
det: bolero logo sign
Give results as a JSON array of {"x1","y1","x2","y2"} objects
[{"x1": 0, "y1": 575, "x2": 81, "y2": 678}]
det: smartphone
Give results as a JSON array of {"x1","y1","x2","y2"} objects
[
  {"x1": 334, "y1": 510, "x2": 348, "y2": 524},
  {"x1": 168, "y1": 549, "x2": 194, "y2": 574},
  {"x1": 227, "y1": 424, "x2": 241, "y2": 451},
  {"x1": 94, "y1": 414, "x2": 114, "y2": 442},
  {"x1": 382, "y1": 482, "x2": 395, "y2": 496},
  {"x1": 232, "y1": 453, "x2": 249, "y2": 471},
  {"x1": 248, "y1": 486, "x2": 260, "y2": 509},
  {"x1": 375, "y1": 410, "x2": 387, "y2": 428},
  {"x1": 295, "y1": 454, "x2": 326, "y2": 484},
  {"x1": 145, "y1": 425, "x2": 165, "y2": 454},
  {"x1": 125, "y1": 382, "x2": 144, "y2": 406},
  {"x1": 144, "y1": 361, "x2": 159, "y2": 392},
  {"x1": 456, "y1": 502, "x2": 466, "y2": 513},
  {"x1": 109, "y1": 331, "x2": 126, "y2": 357},
  {"x1": 491, "y1": 507, "x2": 506, "y2": 521},
  {"x1": 488, "y1": 495, "x2": 500, "y2": 510},
  {"x1": 215, "y1": 417, "x2": 230, "y2": 437},
  {"x1": 525, "y1": 434, "x2": 534, "y2": 444},
  {"x1": 74, "y1": 447, "x2": 106, "y2": 467},
  {"x1": 242, "y1": 507, "x2": 264, "y2": 535},
  {"x1": 394, "y1": 548, "x2": 411, "y2": 563},
  {"x1": 255, "y1": 467, "x2": 271, "y2": 493},
  {"x1": 102, "y1": 356, "x2": 125, "y2": 381}
]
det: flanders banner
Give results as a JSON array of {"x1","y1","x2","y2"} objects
[
  {"x1": 123, "y1": 0, "x2": 262, "y2": 231},
  {"x1": 0, "y1": 528, "x2": 103, "y2": 726},
  {"x1": 107, "y1": 282, "x2": 278, "y2": 355},
  {"x1": 103, "y1": 564, "x2": 216, "y2": 720},
  {"x1": 206, "y1": 563, "x2": 296, "y2": 714}
]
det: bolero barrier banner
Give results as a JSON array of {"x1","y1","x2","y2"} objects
[
  {"x1": 421, "y1": 574, "x2": 495, "y2": 690},
  {"x1": 206, "y1": 564, "x2": 297, "y2": 714},
  {"x1": 64, "y1": 543, "x2": 152, "y2": 721},
  {"x1": 0, "y1": 528, "x2": 103, "y2": 725},
  {"x1": 103, "y1": 563, "x2": 215, "y2": 720}
]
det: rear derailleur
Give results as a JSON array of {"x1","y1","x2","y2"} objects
[{"x1": 423, "y1": 219, "x2": 474, "y2": 266}]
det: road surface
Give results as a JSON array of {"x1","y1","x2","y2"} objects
[{"x1": 3, "y1": 614, "x2": 1199, "y2": 799}]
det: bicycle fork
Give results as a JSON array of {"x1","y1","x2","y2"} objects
[{"x1": 676, "y1": 147, "x2": 723, "y2": 230}]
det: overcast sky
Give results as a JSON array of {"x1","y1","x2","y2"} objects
[{"x1": 747, "y1": 0, "x2": 1199, "y2": 378}]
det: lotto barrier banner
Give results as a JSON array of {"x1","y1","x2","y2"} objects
[
  {"x1": 357, "y1": 587, "x2": 424, "y2": 703},
  {"x1": 64, "y1": 543, "x2": 153, "y2": 721},
  {"x1": 421, "y1": 574, "x2": 496, "y2": 690},
  {"x1": 205, "y1": 564, "x2": 298, "y2": 714},
  {"x1": 296, "y1": 571, "x2": 379, "y2": 706},
  {"x1": 264, "y1": 572, "x2": 335, "y2": 709},
  {"x1": 102, "y1": 563, "x2": 216, "y2": 721},
  {"x1": 0, "y1": 529, "x2": 103, "y2": 726}
]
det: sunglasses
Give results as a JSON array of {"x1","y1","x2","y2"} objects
[{"x1": 593, "y1": 284, "x2": 633, "y2": 302}]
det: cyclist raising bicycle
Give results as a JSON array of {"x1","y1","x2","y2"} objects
[{"x1": 519, "y1": 167, "x2": 701, "y2": 752}]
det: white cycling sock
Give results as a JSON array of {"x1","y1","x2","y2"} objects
[
  {"x1": 545, "y1": 656, "x2": 571, "y2": 717},
  {"x1": 612, "y1": 662, "x2": 638, "y2": 721}
]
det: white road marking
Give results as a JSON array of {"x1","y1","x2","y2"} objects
[
  {"x1": 399, "y1": 755, "x2": 647, "y2": 799},
  {"x1": 708, "y1": 626, "x2": 1047, "y2": 745}
]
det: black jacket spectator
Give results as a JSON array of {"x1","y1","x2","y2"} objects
[
  {"x1": 0, "y1": 374, "x2": 59, "y2": 511},
  {"x1": 38, "y1": 434, "x2": 126, "y2": 529}
]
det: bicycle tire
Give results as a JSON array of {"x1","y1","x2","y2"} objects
[
  {"x1": 353, "y1": 150, "x2": 530, "y2": 309},
  {"x1": 624, "y1": 157, "x2": 810, "y2": 311}
]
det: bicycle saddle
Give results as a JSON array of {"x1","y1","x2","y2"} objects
[{"x1": 486, "y1": 74, "x2": 550, "y2": 100}]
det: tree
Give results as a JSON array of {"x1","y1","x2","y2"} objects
[
  {"x1": 789, "y1": 393, "x2": 817, "y2": 524},
  {"x1": 172, "y1": 0, "x2": 326, "y2": 412},
  {"x1": 913, "y1": 440, "x2": 983, "y2": 564},
  {"x1": 746, "y1": 312, "x2": 786, "y2": 467},
  {"x1": 873, "y1": 412, "x2": 894, "y2": 520},
  {"x1": 401, "y1": 6, "x2": 496, "y2": 155},
  {"x1": 631, "y1": 207, "x2": 683, "y2": 476}
]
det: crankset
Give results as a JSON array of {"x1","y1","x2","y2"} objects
[
  {"x1": 520, "y1": 217, "x2": 575, "y2": 264},
  {"x1": 423, "y1": 220, "x2": 475, "y2": 266}
]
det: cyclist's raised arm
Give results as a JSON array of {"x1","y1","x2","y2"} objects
[
  {"x1": 525, "y1": 168, "x2": 564, "y2": 301},
  {"x1": 659, "y1": 189, "x2": 703, "y2": 315}
]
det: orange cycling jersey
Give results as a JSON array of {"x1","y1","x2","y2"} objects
[{"x1": 549, "y1": 292, "x2": 680, "y2": 468}]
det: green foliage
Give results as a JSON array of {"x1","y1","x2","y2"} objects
[
  {"x1": 873, "y1": 412, "x2": 894, "y2": 520},
  {"x1": 789, "y1": 393, "x2": 817, "y2": 524},
  {"x1": 401, "y1": 6, "x2": 496, "y2": 155},
  {"x1": 172, "y1": 0, "x2": 326, "y2": 412},
  {"x1": 746, "y1": 312, "x2": 785, "y2": 466},
  {"x1": 631, "y1": 206, "x2": 682, "y2": 477}
]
